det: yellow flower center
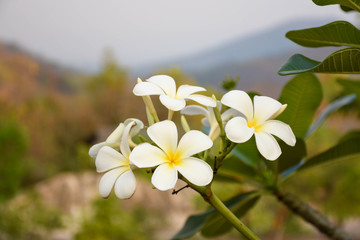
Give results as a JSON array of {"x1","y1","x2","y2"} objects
[
  {"x1": 247, "y1": 118, "x2": 263, "y2": 133},
  {"x1": 166, "y1": 152, "x2": 181, "y2": 167}
]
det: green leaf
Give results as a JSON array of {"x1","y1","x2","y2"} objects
[
  {"x1": 172, "y1": 210, "x2": 213, "y2": 240},
  {"x1": 313, "y1": 0, "x2": 360, "y2": 12},
  {"x1": 341, "y1": 4, "x2": 356, "y2": 11},
  {"x1": 201, "y1": 192, "x2": 260, "y2": 238},
  {"x1": 278, "y1": 138, "x2": 307, "y2": 173},
  {"x1": 339, "y1": 130, "x2": 360, "y2": 142},
  {"x1": 278, "y1": 48, "x2": 360, "y2": 75},
  {"x1": 337, "y1": 78, "x2": 360, "y2": 96},
  {"x1": 220, "y1": 153, "x2": 257, "y2": 178},
  {"x1": 298, "y1": 133, "x2": 360, "y2": 171},
  {"x1": 277, "y1": 73, "x2": 323, "y2": 138},
  {"x1": 305, "y1": 94, "x2": 356, "y2": 138},
  {"x1": 172, "y1": 191, "x2": 258, "y2": 240},
  {"x1": 286, "y1": 21, "x2": 360, "y2": 48},
  {"x1": 231, "y1": 137, "x2": 260, "y2": 167}
]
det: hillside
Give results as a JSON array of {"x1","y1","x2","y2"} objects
[{"x1": 133, "y1": 18, "x2": 343, "y2": 96}]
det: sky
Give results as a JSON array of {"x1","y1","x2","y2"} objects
[{"x1": 0, "y1": 0, "x2": 356, "y2": 72}]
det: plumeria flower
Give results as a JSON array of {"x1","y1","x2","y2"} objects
[
  {"x1": 130, "y1": 120, "x2": 213, "y2": 191},
  {"x1": 95, "y1": 121, "x2": 138, "y2": 199},
  {"x1": 181, "y1": 103, "x2": 241, "y2": 141},
  {"x1": 221, "y1": 90, "x2": 296, "y2": 161},
  {"x1": 89, "y1": 118, "x2": 144, "y2": 158},
  {"x1": 133, "y1": 75, "x2": 216, "y2": 111}
]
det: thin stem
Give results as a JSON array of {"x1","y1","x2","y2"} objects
[
  {"x1": 207, "y1": 192, "x2": 260, "y2": 240},
  {"x1": 142, "y1": 96, "x2": 159, "y2": 122}
]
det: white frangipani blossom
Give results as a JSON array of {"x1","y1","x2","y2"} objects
[
  {"x1": 221, "y1": 90, "x2": 296, "y2": 161},
  {"x1": 95, "y1": 121, "x2": 138, "y2": 199},
  {"x1": 181, "y1": 103, "x2": 241, "y2": 140},
  {"x1": 133, "y1": 75, "x2": 216, "y2": 111},
  {"x1": 130, "y1": 120, "x2": 213, "y2": 191},
  {"x1": 89, "y1": 118, "x2": 144, "y2": 158}
]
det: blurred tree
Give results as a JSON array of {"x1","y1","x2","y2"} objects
[{"x1": 0, "y1": 119, "x2": 29, "y2": 201}]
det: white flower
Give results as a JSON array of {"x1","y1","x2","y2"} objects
[
  {"x1": 89, "y1": 118, "x2": 144, "y2": 158},
  {"x1": 221, "y1": 90, "x2": 296, "y2": 161},
  {"x1": 181, "y1": 103, "x2": 240, "y2": 140},
  {"x1": 130, "y1": 120, "x2": 213, "y2": 191},
  {"x1": 95, "y1": 121, "x2": 138, "y2": 199},
  {"x1": 133, "y1": 75, "x2": 216, "y2": 111}
]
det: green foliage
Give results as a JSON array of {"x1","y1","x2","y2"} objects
[
  {"x1": 201, "y1": 194, "x2": 260, "y2": 237},
  {"x1": 221, "y1": 75, "x2": 239, "y2": 91},
  {"x1": 277, "y1": 138, "x2": 306, "y2": 174},
  {"x1": 278, "y1": 48, "x2": 360, "y2": 75},
  {"x1": 220, "y1": 153, "x2": 257, "y2": 179},
  {"x1": 312, "y1": 0, "x2": 360, "y2": 11},
  {"x1": 277, "y1": 73, "x2": 323, "y2": 138},
  {"x1": 0, "y1": 119, "x2": 29, "y2": 201},
  {"x1": 172, "y1": 210, "x2": 212, "y2": 240},
  {"x1": 172, "y1": 192, "x2": 259, "y2": 240},
  {"x1": 305, "y1": 94, "x2": 356, "y2": 138},
  {"x1": 279, "y1": 4, "x2": 360, "y2": 76},
  {"x1": 76, "y1": 196, "x2": 163, "y2": 240},
  {"x1": 286, "y1": 21, "x2": 360, "y2": 48},
  {"x1": 0, "y1": 192, "x2": 63, "y2": 240},
  {"x1": 231, "y1": 137, "x2": 260, "y2": 167},
  {"x1": 323, "y1": 161, "x2": 360, "y2": 219},
  {"x1": 299, "y1": 131, "x2": 360, "y2": 171}
]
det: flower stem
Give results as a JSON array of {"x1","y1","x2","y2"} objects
[
  {"x1": 207, "y1": 192, "x2": 261, "y2": 240},
  {"x1": 274, "y1": 189, "x2": 354, "y2": 240},
  {"x1": 168, "y1": 110, "x2": 174, "y2": 120},
  {"x1": 180, "y1": 176, "x2": 260, "y2": 240}
]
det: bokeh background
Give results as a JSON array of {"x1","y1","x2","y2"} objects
[{"x1": 1, "y1": 1, "x2": 360, "y2": 239}]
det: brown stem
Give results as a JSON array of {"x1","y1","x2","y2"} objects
[{"x1": 274, "y1": 189, "x2": 353, "y2": 240}]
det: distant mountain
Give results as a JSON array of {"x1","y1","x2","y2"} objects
[
  {"x1": 1, "y1": 42, "x2": 81, "y2": 93},
  {"x1": 133, "y1": 18, "x2": 342, "y2": 97}
]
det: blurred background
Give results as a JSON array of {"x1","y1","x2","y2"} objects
[{"x1": 0, "y1": 0, "x2": 360, "y2": 239}]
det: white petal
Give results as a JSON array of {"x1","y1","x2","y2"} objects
[
  {"x1": 114, "y1": 170, "x2": 136, "y2": 199},
  {"x1": 176, "y1": 130, "x2": 213, "y2": 158},
  {"x1": 176, "y1": 85, "x2": 205, "y2": 98},
  {"x1": 253, "y1": 96, "x2": 283, "y2": 124},
  {"x1": 262, "y1": 120, "x2": 296, "y2": 146},
  {"x1": 124, "y1": 118, "x2": 144, "y2": 136},
  {"x1": 269, "y1": 104, "x2": 287, "y2": 120},
  {"x1": 221, "y1": 90, "x2": 253, "y2": 120},
  {"x1": 99, "y1": 168, "x2": 127, "y2": 198},
  {"x1": 254, "y1": 131, "x2": 281, "y2": 161},
  {"x1": 186, "y1": 94, "x2": 216, "y2": 107},
  {"x1": 225, "y1": 117, "x2": 254, "y2": 143},
  {"x1": 133, "y1": 81, "x2": 164, "y2": 96},
  {"x1": 120, "y1": 121, "x2": 135, "y2": 158},
  {"x1": 176, "y1": 157, "x2": 213, "y2": 186},
  {"x1": 130, "y1": 143, "x2": 168, "y2": 168},
  {"x1": 151, "y1": 163, "x2": 178, "y2": 191},
  {"x1": 201, "y1": 118, "x2": 211, "y2": 127},
  {"x1": 147, "y1": 120, "x2": 178, "y2": 154},
  {"x1": 180, "y1": 105, "x2": 208, "y2": 117},
  {"x1": 221, "y1": 109, "x2": 244, "y2": 122},
  {"x1": 106, "y1": 123, "x2": 125, "y2": 144},
  {"x1": 96, "y1": 146, "x2": 127, "y2": 172},
  {"x1": 159, "y1": 94, "x2": 186, "y2": 111},
  {"x1": 147, "y1": 75, "x2": 176, "y2": 97},
  {"x1": 89, "y1": 142, "x2": 107, "y2": 158}
]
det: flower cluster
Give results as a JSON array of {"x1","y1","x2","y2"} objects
[{"x1": 89, "y1": 75, "x2": 295, "y2": 199}]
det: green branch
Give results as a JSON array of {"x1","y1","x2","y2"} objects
[
  {"x1": 180, "y1": 176, "x2": 260, "y2": 240},
  {"x1": 274, "y1": 189, "x2": 354, "y2": 240}
]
